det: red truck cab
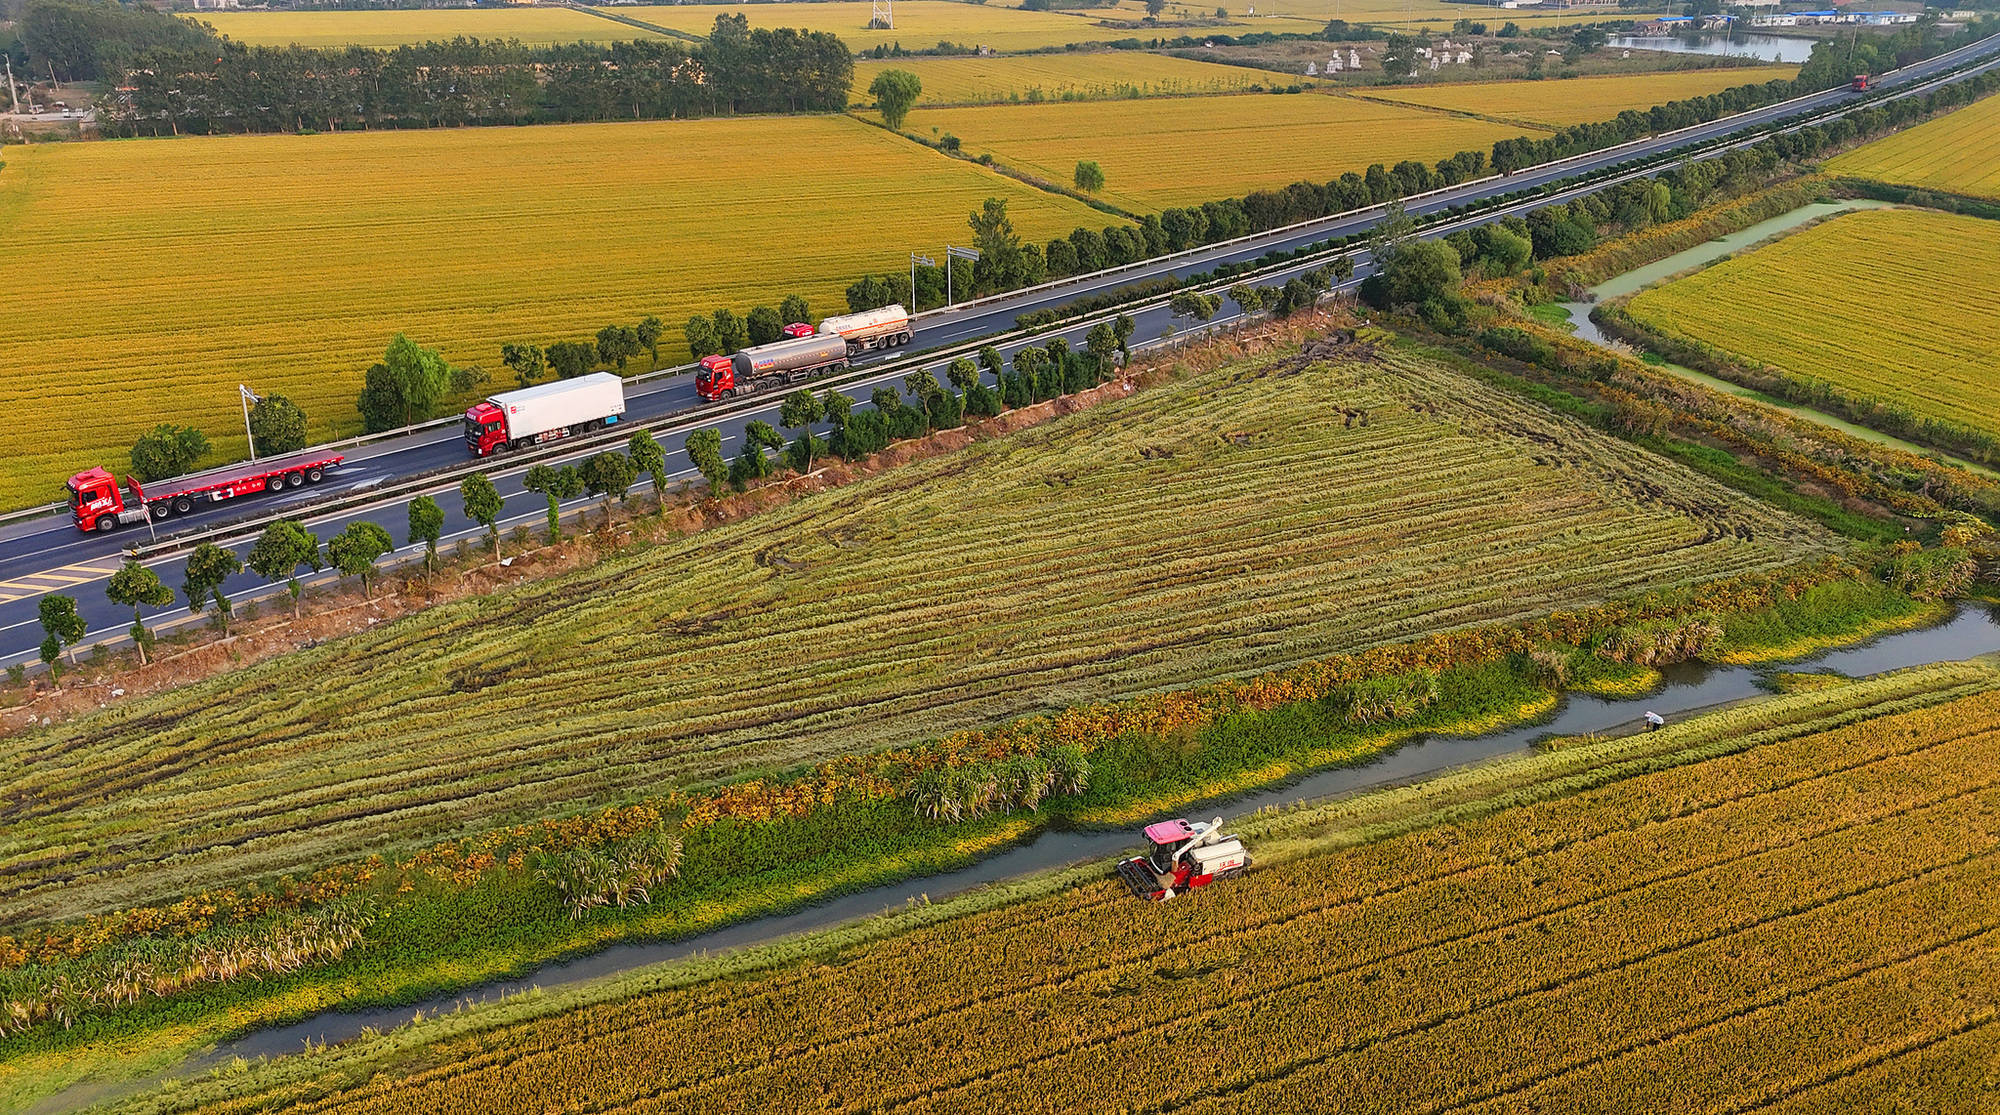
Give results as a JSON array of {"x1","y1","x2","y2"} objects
[
  {"x1": 782, "y1": 322, "x2": 815, "y2": 338},
  {"x1": 696, "y1": 355, "x2": 738, "y2": 401},
  {"x1": 66, "y1": 467, "x2": 148, "y2": 532},
  {"x1": 463, "y1": 401, "x2": 509, "y2": 456},
  {"x1": 1851, "y1": 73, "x2": 1875, "y2": 92}
]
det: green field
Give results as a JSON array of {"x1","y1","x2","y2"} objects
[
  {"x1": 190, "y1": 7, "x2": 666, "y2": 47},
  {"x1": 0, "y1": 115, "x2": 1109, "y2": 512},
  {"x1": 851, "y1": 51, "x2": 1294, "y2": 105},
  {"x1": 0, "y1": 343, "x2": 1833, "y2": 926},
  {"x1": 1828, "y1": 90, "x2": 2000, "y2": 201},
  {"x1": 892, "y1": 91, "x2": 1540, "y2": 210},
  {"x1": 111, "y1": 661, "x2": 2000, "y2": 1115},
  {"x1": 1625, "y1": 208, "x2": 2000, "y2": 440}
]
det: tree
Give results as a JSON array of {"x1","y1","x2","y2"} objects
[
  {"x1": 1112, "y1": 313, "x2": 1135, "y2": 361},
  {"x1": 460, "y1": 473, "x2": 504, "y2": 559},
  {"x1": 968, "y1": 197, "x2": 1025, "y2": 293},
  {"x1": 1332, "y1": 254, "x2": 1356, "y2": 283},
  {"x1": 327, "y1": 521, "x2": 394, "y2": 596},
  {"x1": 1145, "y1": 0, "x2": 1166, "y2": 16},
  {"x1": 684, "y1": 315, "x2": 720, "y2": 360},
  {"x1": 1566, "y1": 24, "x2": 1607, "y2": 62},
  {"x1": 868, "y1": 68, "x2": 922, "y2": 130},
  {"x1": 595, "y1": 325, "x2": 643, "y2": 371},
  {"x1": 710, "y1": 308, "x2": 748, "y2": 354},
  {"x1": 628, "y1": 430, "x2": 669, "y2": 506},
  {"x1": 378, "y1": 333, "x2": 453, "y2": 427},
  {"x1": 501, "y1": 342, "x2": 548, "y2": 388},
  {"x1": 129, "y1": 424, "x2": 209, "y2": 483},
  {"x1": 246, "y1": 519, "x2": 322, "y2": 618},
  {"x1": 779, "y1": 389, "x2": 824, "y2": 473},
  {"x1": 248, "y1": 394, "x2": 309, "y2": 455},
  {"x1": 635, "y1": 316, "x2": 665, "y2": 367},
  {"x1": 523, "y1": 463, "x2": 575, "y2": 540},
  {"x1": 408, "y1": 495, "x2": 445, "y2": 575},
  {"x1": 1382, "y1": 34, "x2": 1419, "y2": 79},
  {"x1": 580, "y1": 450, "x2": 636, "y2": 526},
  {"x1": 548, "y1": 340, "x2": 597, "y2": 380},
  {"x1": 686, "y1": 429, "x2": 729, "y2": 494},
  {"x1": 1074, "y1": 160, "x2": 1105, "y2": 193},
  {"x1": 979, "y1": 345, "x2": 1006, "y2": 381},
  {"x1": 1085, "y1": 321, "x2": 1120, "y2": 378},
  {"x1": 106, "y1": 560, "x2": 173, "y2": 665},
  {"x1": 1374, "y1": 239, "x2": 1463, "y2": 308},
  {"x1": 38, "y1": 595, "x2": 86, "y2": 679},
  {"x1": 1168, "y1": 290, "x2": 1223, "y2": 334},
  {"x1": 182, "y1": 542, "x2": 243, "y2": 633},
  {"x1": 779, "y1": 294, "x2": 812, "y2": 328},
  {"x1": 731, "y1": 422, "x2": 784, "y2": 486},
  {"x1": 746, "y1": 305, "x2": 784, "y2": 347}
]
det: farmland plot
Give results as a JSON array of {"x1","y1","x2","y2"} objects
[
  {"x1": 167, "y1": 666, "x2": 2000, "y2": 1115},
  {"x1": 1625, "y1": 208, "x2": 2000, "y2": 440},
  {"x1": 616, "y1": 1, "x2": 1191, "y2": 51},
  {"x1": 0, "y1": 116, "x2": 1107, "y2": 511},
  {"x1": 1828, "y1": 90, "x2": 2000, "y2": 201},
  {"x1": 0, "y1": 343, "x2": 1834, "y2": 923},
  {"x1": 1357, "y1": 65, "x2": 1799, "y2": 129},
  {"x1": 188, "y1": 8, "x2": 660, "y2": 48},
  {"x1": 892, "y1": 92, "x2": 1541, "y2": 210},
  {"x1": 851, "y1": 52, "x2": 1293, "y2": 106}
]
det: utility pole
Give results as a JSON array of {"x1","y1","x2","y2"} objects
[
  {"x1": 4, "y1": 58, "x2": 19, "y2": 115},
  {"x1": 240, "y1": 384, "x2": 261, "y2": 461},
  {"x1": 945, "y1": 244, "x2": 980, "y2": 307},
  {"x1": 910, "y1": 251, "x2": 934, "y2": 309}
]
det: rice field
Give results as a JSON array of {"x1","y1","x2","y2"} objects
[
  {"x1": 0, "y1": 346, "x2": 1834, "y2": 923},
  {"x1": 0, "y1": 115, "x2": 1108, "y2": 510},
  {"x1": 891, "y1": 91, "x2": 1541, "y2": 210},
  {"x1": 1625, "y1": 208, "x2": 2000, "y2": 440},
  {"x1": 167, "y1": 663, "x2": 2000, "y2": 1114},
  {"x1": 851, "y1": 52, "x2": 1294, "y2": 106},
  {"x1": 188, "y1": 7, "x2": 663, "y2": 48},
  {"x1": 1827, "y1": 90, "x2": 2000, "y2": 201},
  {"x1": 617, "y1": 1, "x2": 1201, "y2": 51},
  {"x1": 1357, "y1": 65, "x2": 1799, "y2": 129}
]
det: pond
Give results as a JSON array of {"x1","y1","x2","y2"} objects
[{"x1": 1608, "y1": 33, "x2": 1819, "y2": 64}]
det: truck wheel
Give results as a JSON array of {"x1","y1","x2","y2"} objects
[
  {"x1": 285, "y1": 472, "x2": 304, "y2": 488},
  {"x1": 306, "y1": 467, "x2": 324, "y2": 483},
  {"x1": 151, "y1": 503, "x2": 170, "y2": 520},
  {"x1": 95, "y1": 515, "x2": 115, "y2": 532},
  {"x1": 172, "y1": 496, "x2": 194, "y2": 514}
]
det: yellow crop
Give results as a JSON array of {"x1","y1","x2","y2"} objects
[
  {"x1": 1828, "y1": 90, "x2": 2000, "y2": 201},
  {"x1": 898, "y1": 91, "x2": 1541, "y2": 211},
  {"x1": 0, "y1": 349, "x2": 1831, "y2": 923},
  {"x1": 1358, "y1": 65, "x2": 1800, "y2": 129},
  {"x1": 1625, "y1": 207, "x2": 2000, "y2": 440},
  {"x1": 0, "y1": 116, "x2": 1108, "y2": 508},
  {"x1": 851, "y1": 52, "x2": 1293, "y2": 106},
  {"x1": 618, "y1": 0, "x2": 1185, "y2": 51},
  {"x1": 187, "y1": 7, "x2": 659, "y2": 48},
  {"x1": 192, "y1": 676, "x2": 2000, "y2": 1113}
]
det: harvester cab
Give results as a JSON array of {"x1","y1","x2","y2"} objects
[{"x1": 1116, "y1": 817, "x2": 1250, "y2": 901}]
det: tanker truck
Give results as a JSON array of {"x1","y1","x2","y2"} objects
[
  {"x1": 696, "y1": 334, "x2": 849, "y2": 401},
  {"x1": 463, "y1": 372, "x2": 626, "y2": 457},
  {"x1": 817, "y1": 304, "x2": 914, "y2": 355}
]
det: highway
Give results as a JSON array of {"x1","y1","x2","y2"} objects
[{"x1": 2, "y1": 32, "x2": 1996, "y2": 667}]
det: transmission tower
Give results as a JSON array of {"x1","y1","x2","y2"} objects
[{"x1": 871, "y1": 0, "x2": 893, "y2": 30}]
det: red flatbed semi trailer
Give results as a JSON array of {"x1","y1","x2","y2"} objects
[{"x1": 65, "y1": 449, "x2": 345, "y2": 533}]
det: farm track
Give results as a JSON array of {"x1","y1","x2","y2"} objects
[
  {"x1": 216, "y1": 675, "x2": 2000, "y2": 1114},
  {"x1": 0, "y1": 349, "x2": 1834, "y2": 923}
]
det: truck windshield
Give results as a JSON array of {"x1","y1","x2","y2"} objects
[
  {"x1": 65, "y1": 483, "x2": 80, "y2": 509},
  {"x1": 463, "y1": 415, "x2": 484, "y2": 440}
]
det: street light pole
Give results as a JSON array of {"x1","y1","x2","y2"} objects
[
  {"x1": 240, "y1": 384, "x2": 261, "y2": 461},
  {"x1": 910, "y1": 251, "x2": 935, "y2": 309},
  {"x1": 945, "y1": 244, "x2": 980, "y2": 308}
]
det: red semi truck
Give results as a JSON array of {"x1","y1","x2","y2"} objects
[
  {"x1": 696, "y1": 333, "x2": 850, "y2": 401},
  {"x1": 463, "y1": 373, "x2": 627, "y2": 457},
  {"x1": 818, "y1": 304, "x2": 914, "y2": 355},
  {"x1": 1852, "y1": 73, "x2": 1877, "y2": 92},
  {"x1": 65, "y1": 449, "x2": 346, "y2": 533}
]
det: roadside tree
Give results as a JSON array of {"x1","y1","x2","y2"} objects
[
  {"x1": 246, "y1": 519, "x2": 322, "y2": 618},
  {"x1": 105, "y1": 560, "x2": 172, "y2": 665},
  {"x1": 327, "y1": 521, "x2": 394, "y2": 596}
]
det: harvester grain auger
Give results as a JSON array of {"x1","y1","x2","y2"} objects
[{"x1": 1116, "y1": 817, "x2": 1250, "y2": 901}]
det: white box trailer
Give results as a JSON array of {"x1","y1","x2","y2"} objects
[{"x1": 464, "y1": 372, "x2": 627, "y2": 456}]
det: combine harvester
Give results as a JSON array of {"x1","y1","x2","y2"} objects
[{"x1": 1117, "y1": 817, "x2": 1250, "y2": 901}]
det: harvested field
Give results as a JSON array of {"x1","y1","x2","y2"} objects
[
  {"x1": 1357, "y1": 65, "x2": 1800, "y2": 129},
  {"x1": 0, "y1": 115, "x2": 1107, "y2": 510},
  {"x1": 186, "y1": 8, "x2": 660, "y2": 47},
  {"x1": 1828, "y1": 90, "x2": 2000, "y2": 200},
  {"x1": 1625, "y1": 207, "x2": 2000, "y2": 440},
  {"x1": 158, "y1": 662, "x2": 2000, "y2": 1114},
  {"x1": 851, "y1": 52, "x2": 1292, "y2": 106},
  {"x1": 892, "y1": 92, "x2": 1541, "y2": 210},
  {"x1": 0, "y1": 341, "x2": 1834, "y2": 924}
]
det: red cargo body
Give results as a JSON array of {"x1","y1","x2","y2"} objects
[{"x1": 65, "y1": 449, "x2": 345, "y2": 533}]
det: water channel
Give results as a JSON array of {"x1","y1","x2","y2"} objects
[
  {"x1": 178, "y1": 605, "x2": 2000, "y2": 1076},
  {"x1": 1608, "y1": 32, "x2": 1820, "y2": 64}
]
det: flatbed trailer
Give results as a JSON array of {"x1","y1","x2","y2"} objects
[{"x1": 66, "y1": 448, "x2": 345, "y2": 533}]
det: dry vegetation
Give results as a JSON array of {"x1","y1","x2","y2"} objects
[
  {"x1": 0, "y1": 340, "x2": 1833, "y2": 925},
  {"x1": 0, "y1": 114, "x2": 1107, "y2": 509}
]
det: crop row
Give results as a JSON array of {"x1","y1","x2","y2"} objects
[
  {"x1": 1355, "y1": 66, "x2": 1799, "y2": 130},
  {"x1": 1827, "y1": 88, "x2": 2000, "y2": 202},
  {"x1": 0, "y1": 349, "x2": 1833, "y2": 924},
  {"x1": 225, "y1": 681, "x2": 2000, "y2": 1114}
]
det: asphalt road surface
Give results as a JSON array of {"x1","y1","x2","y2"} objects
[{"x1": 2, "y1": 35, "x2": 1995, "y2": 665}]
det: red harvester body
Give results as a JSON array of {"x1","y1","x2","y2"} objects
[{"x1": 1116, "y1": 817, "x2": 1250, "y2": 901}]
